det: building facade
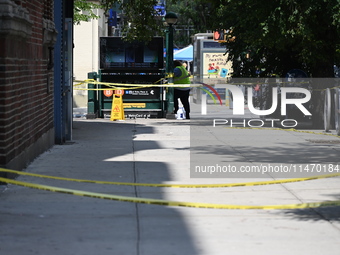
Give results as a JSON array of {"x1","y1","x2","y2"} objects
[
  {"x1": 73, "y1": 7, "x2": 107, "y2": 109},
  {"x1": 0, "y1": 0, "x2": 57, "y2": 170}
]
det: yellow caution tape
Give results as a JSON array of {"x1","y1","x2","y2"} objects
[
  {"x1": 73, "y1": 79, "x2": 317, "y2": 90},
  {"x1": 1, "y1": 176, "x2": 339, "y2": 209},
  {"x1": 1, "y1": 168, "x2": 339, "y2": 188},
  {"x1": 74, "y1": 79, "x2": 193, "y2": 89},
  {"x1": 74, "y1": 77, "x2": 339, "y2": 93}
]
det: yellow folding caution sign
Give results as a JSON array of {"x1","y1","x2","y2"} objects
[{"x1": 110, "y1": 90, "x2": 125, "y2": 121}]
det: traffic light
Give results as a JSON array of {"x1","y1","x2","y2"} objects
[
  {"x1": 213, "y1": 30, "x2": 226, "y2": 42},
  {"x1": 214, "y1": 29, "x2": 236, "y2": 43}
]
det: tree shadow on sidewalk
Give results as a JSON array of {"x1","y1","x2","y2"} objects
[{"x1": 277, "y1": 193, "x2": 340, "y2": 222}]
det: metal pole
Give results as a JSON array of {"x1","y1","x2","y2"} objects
[
  {"x1": 65, "y1": 18, "x2": 73, "y2": 141},
  {"x1": 166, "y1": 24, "x2": 175, "y2": 118},
  {"x1": 54, "y1": 0, "x2": 64, "y2": 144}
]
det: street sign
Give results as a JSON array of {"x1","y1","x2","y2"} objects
[
  {"x1": 114, "y1": 89, "x2": 124, "y2": 96},
  {"x1": 103, "y1": 90, "x2": 114, "y2": 97}
]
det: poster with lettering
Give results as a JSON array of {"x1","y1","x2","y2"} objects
[{"x1": 202, "y1": 52, "x2": 232, "y2": 82}]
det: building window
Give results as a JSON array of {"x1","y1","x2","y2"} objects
[{"x1": 43, "y1": 0, "x2": 53, "y2": 21}]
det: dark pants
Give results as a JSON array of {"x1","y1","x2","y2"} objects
[{"x1": 174, "y1": 89, "x2": 190, "y2": 119}]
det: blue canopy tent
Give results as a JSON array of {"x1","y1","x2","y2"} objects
[{"x1": 174, "y1": 44, "x2": 193, "y2": 61}]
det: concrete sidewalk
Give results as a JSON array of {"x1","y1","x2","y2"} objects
[{"x1": 1, "y1": 103, "x2": 340, "y2": 255}]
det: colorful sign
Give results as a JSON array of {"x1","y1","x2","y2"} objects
[
  {"x1": 114, "y1": 89, "x2": 124, "y2": 96},
  {"x1": 203, "y1": 52, "x2": 232, "y2": 79},
  {"x1": 103, "y1": 90, "x2": 114, "y2": 97}
]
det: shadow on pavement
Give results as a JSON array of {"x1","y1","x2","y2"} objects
[
  {"x1": 0, "y1": 120, "x2": 198, "y2": 255},
  {"x1": 279, "y1": 205, "x2": 340, "y2": 222}
]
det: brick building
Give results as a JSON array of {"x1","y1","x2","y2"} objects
[{"x1": 0, "y1": 0, "x2": 57, "y2": 170}]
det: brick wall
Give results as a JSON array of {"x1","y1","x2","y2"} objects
[{"x1": 0, "y1": 0, "x2": 56, "y2": 170}]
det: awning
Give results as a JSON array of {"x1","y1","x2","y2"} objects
[{"x1": 174, "y1": 44, "x2": 193, "y2": 61}]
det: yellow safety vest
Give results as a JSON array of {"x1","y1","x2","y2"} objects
[{"x1": 174, "y1": 66, "x2": 190, "y2": 85}]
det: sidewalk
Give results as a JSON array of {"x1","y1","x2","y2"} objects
[{"x1": 1, "y1": 102, "x2": 340, "y2": 255}]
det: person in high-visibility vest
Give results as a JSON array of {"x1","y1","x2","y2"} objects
[{"x1": 173, "y1": 60, "x2": 191, "y2": 119}]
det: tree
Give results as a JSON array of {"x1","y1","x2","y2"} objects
[
  {"x1": 73, "y1": 0, "x2": 215, "y2": 45},
  {"x1": 166, "y1": 0, "x2": 215, "y2": 46},
  {"x1": 208, "y1": 0, "x2": 340, "y2": 127},
  {"x1": 74, "y1": 0, "x2": 165, "y2": 41},
  {"x1": 208, "y1": 0, "x2": 340, "y2": 78},
  {"x1": 118, "y1": 0, "x2": 164, "y2": 41},
  {"x1": 74, "y1": 0, "x2": 101, "y2": 25}
]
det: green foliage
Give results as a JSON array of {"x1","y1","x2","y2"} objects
[
  {"x1": 73, "y1": 0, "x2": 339, "y2": 76},
  {"x1": 119, "y1": 0, "x2": 164, "y2": 42},
  {"x1": 167, "y1": 0, "x2": 212, "y2": 32},
  {"x1": 209, "y1": 0, "x2": 340, "y2": 77},
  {"x1": 166, "y1": 0, "x2": 215, "y2": 46},
  {"x1": 74, "y1": 0, "x2": 102, "y2": 25},
  {"x1": 74, "y1": 0, "x2": 164, "y2": 41}
]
